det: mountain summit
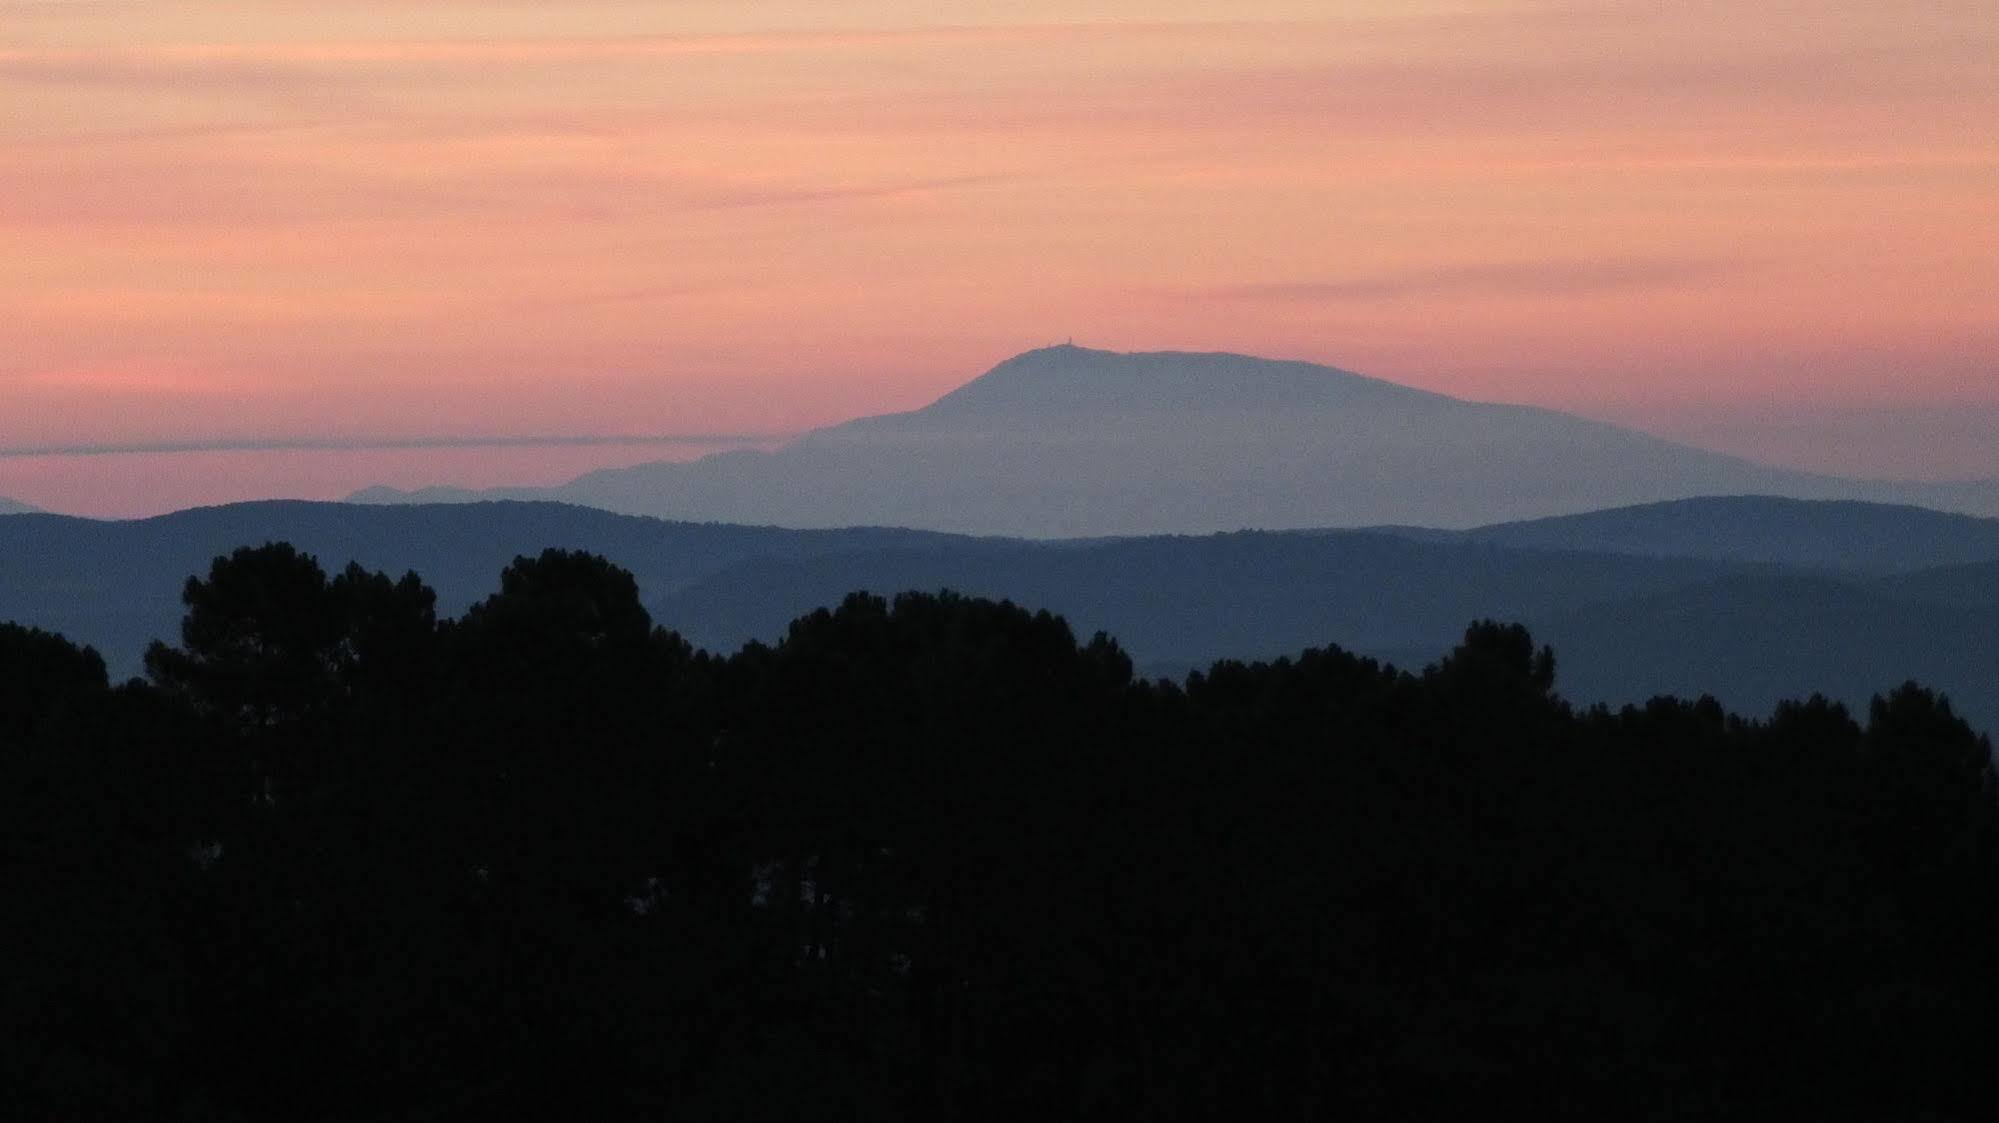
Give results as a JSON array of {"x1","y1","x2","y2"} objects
[
  {"x1": 905, "y1": 344, "x2": 1444, "y2": 421},
  {"x1": 351, "y1": 346, "x2": 1999, "y2": 535}
]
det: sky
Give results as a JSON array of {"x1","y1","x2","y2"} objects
[{"x1": 3, "y1": 0, "x2": 1996, "y2": 515}]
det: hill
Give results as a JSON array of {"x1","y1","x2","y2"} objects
[
  {"x1": 1874, "y1": 558, "x2": 1999, "y2": 609},
  {"x1": 648, "y1": 531, "x2": 1746, "y2": 669},
  {"x1": 648, "y1": 526, "x2": 1999, "y2": 729},
  {"x1": 0, "y1": 496, "x2": 39, "y2": 515},
  {"x1": 0, "y1": 501, "x2": 962, "y2": 675},
  {"x1": 1453, "y1": 496, "x2": 1999, "y2": 574},
  {"x1": 1541, "y1": 574, "x2": 1999, "y2": 726},
  {"x1": 352, "y1": 346, "x2": 1999, "y2": 535}
]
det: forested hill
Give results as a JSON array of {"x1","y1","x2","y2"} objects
[
  {"x1": 5, "y1": 544, "x2": 1996, "y2": 1120},
  {"x1": 6, "y1": 497, "x2": 1999, "y2": 728},
  {"x1": 649, "y1": 531, "x2": 1747, "y2": 674},
  {"x1": 649, "y1": 532, "x2": 1999, "y2": 729},
  {"x1": 0, "y1": 500, "x2": 963, "y2": 673}
]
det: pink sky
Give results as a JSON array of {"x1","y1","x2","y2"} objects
[{"x1": 3, "y1": 1, "x2": 1996, "y2": 515}]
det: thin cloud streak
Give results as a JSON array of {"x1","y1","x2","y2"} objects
[
  {"x1": 0, "y1": 19, "x2": 1298, "y2": 71},
  {"x1": 0, "y1": 433, "x2": 794, "y2": 460},
  {"x1": 1206, "y1": 260, "x2": 1739, "y2": 303}
]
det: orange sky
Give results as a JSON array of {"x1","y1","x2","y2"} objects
[{"x1": 3, "y1": 1, "x2": 1996, "y2": 514}]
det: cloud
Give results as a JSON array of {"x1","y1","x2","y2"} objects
[
  {"x1": 1203, "y1": 259, "x2": 1737, "y2": 303},
  {"x1": 0, "y1": 433, "x2": 790, "y2": 460},
  {"x1": 686, "y1": 171, "x2": 1020, "y2": 212},
  {"x1": 0, "y1": 19, "x2": 1279, "y2": 72}
]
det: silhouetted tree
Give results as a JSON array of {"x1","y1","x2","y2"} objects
[{"x1": 8, "y1": 546, "x2": 1999, "y2": 1121}]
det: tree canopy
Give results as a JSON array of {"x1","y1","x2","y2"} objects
[{"x1": 4, "y1": 543, "x2": 1996, "y2": 1120}]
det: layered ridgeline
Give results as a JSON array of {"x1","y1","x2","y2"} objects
[
  {"x1": 1444, "y1": 495, "x2": 1999, "y2": 573},
  {"x1": 648, "y1": 501, "x2": 1999, "y2": 729},
  {"x1": 0, "y1": 496, "x2": 38, "y2": 515},
  {"x1": 351, "y1": 346, "x2": 1999, "y2": 534},
  {"x1": 4, "y1": 496, "x2": 1998, "y2": 728},
  {"x1": 0, "y1": 502, "x2": 959, "y2": 678}
]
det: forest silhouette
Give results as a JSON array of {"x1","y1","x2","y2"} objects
[{"x1": 5, "y1": 543, "x2": 1998, "y2": 1120}]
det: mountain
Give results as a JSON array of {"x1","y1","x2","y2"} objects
[
  {"x1": 350, "y1": 346, "x2": 1999, "y2": 535},
  {"x1": 1450, "y1": 496, "x2": 1999, "y2": 574},
  {"x1": 0, "y1": 496, "x2": 39, "y2": 515},
  {"x1": 0, "y1": 501, "x2": 963, "y2": 676}
]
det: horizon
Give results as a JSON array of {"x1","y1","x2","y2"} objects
[{"x1": 6, "y1": 1, "x2": 1996, "y2": 514}]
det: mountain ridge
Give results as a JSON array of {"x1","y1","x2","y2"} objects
[
  {"x1": 904, "y1": 344, "x2": 1453, "y2": 419},
  {"x1": 347, "y1": 346, "x2": 1999, "y2": 533},
  {"x1": 1452, "y1": 495, "x2": 1999, "y2": 574}
]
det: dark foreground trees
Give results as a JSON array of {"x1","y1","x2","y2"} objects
[{"x1": 4, "y1": 544, "x2": 1998, "y2": 1120}]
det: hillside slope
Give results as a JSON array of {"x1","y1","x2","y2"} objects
[
  {"x1": 1454, "y1": 496, "x2": 1999, "y2": 574},
  {"x1": 648, "y1": 530, "x2": 1748, "y2": 665},
  {"x1": 0, "y1": 501, "x2": 963, "y2": 675}
]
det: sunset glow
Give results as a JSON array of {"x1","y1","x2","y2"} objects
[{"x1": 4, "y1": 0, "x2": 1996, "y2": 514}]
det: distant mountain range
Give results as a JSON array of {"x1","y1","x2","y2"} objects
[
  {"x1": 5, "y1": 495, "x2": 1997, "y2": 731},
  {"x1": 350, "y1": 346, "x2": 1999, "y2": 535},
  {"x1": 0, "y1": 496, "x2": 37, "y2": 516}
]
